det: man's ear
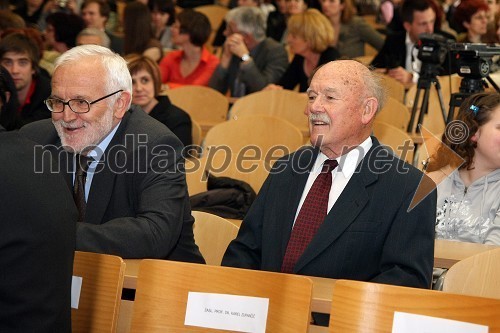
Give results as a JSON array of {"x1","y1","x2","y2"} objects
[
  {"x1": 5, "y1": 91, "x2": 10, "y2": 103},
  {"x1": 361, "y1": 97, "x2": 378, "y2": 125},
  {"x1": 113, "y1": 91, "x2": 131, "y2": 120},
  {"x1": 403, "y1": 21, "x2": 411, "y2": 33}
]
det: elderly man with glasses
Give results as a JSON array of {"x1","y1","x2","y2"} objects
[{"x1": 21, "y1": 44, "x2": 205, "y2": 263}]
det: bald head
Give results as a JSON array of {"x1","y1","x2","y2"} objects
[{"x1": 306, "y1": 60, "x2": 385, "y2": 158}]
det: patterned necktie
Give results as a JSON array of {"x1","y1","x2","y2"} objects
[
  {"x1": 74, "y1": 154, "x2": 92, "y2": 222},
  {"x1": 281, "y1": 159, "x2": 338, "y2": 273}
]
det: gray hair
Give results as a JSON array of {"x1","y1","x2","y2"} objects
[
  {"x1": 225, "y1": 7, "x2": 267, "y2": 42},
  {"x1": 364, "y1": 66, "x2": 386, "y2": 113},
  {"x1": 54, "y1": 45, "x2": 132, "y2": 109},
  {"x1": 76, "y1": 28, "x2": 111, "y2": 48}
]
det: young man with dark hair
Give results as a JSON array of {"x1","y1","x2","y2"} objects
[{"x1": 0, "y1": 32, "x2": 51, "y2": 129}]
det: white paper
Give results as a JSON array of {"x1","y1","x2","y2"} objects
[
  {"x1": 392, "y1": 312, "x2": 489, "y2": 333},
  {"x1": 71, "y1": 276, "x2": 83, "y2": 309},
  {"x1": 184, "y1": 292, "x2": 269, "y2": 333}
]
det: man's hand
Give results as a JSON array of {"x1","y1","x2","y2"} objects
[
  {"x1": 388, "y1": 67, "x2": 413, "y2": 85},
  {"x1": 225, "y1": 33, "x2": 249, "y2": 59}
]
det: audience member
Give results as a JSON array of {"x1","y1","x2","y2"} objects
[
  {"x1": 378, "y1": 0, "x2": 403, "y2": 25},
  {"x1": 45, "y1": 12, "x2": 85, "y2": 53},
  {"x1": 81, "y1": 0, "x2": 123, "y2": 54},
  {"x1": 127, "y1": 54, "x2": 192, "y2": 147},
  {"x1": 76, "y1": 27, "x2": 110, "y2": 47},
  {"x1": 20, "y1": 45, "x2": 204, "y2": 262},
  {"x1": 0, "y1": 65, "x2": 20, "y2": 130},
  {"x1": 453, "y1": 0, "x2": 490, "y2": 43},
  {"x1": 209, "y1": 6, "x2": 288, "y2": 97},
  {"x1": 371, "y1": 0, "x2": 438, "y2": 85},
  {"x1": 0, "y1": 69, "x2": 76, "y2": 332},
  {"x1": 13, "y1": 0, "x2": 47, "y2": 29},
  {"x1": 223, "y1": 60, "x2": 436, "y2": 290},
  {"x1": 148, "y1": 0, "x2": 177, "y2": 50},
  {"x1": 0, "y1": 32, "x2": 51, "y2": 128},
  {"x1": 266, "y1": 8, "x2": 339, "y2": 92},
  {"x1": 159, "y1": 10, "x2": 219, "y2": 88},
  {"x1": 427, "y1": 92, "x2": 500, "y2": 245},
  {"x1": 213, "y1": 0, "x2": 276, "y2": 47},
  {"x1": 266, "y1": 0, "x2": 287, "y2": 42},
  {"x1": 320, "y1": 0, "x2": 385, "y2": 58},
  {"x1": 123, "y1": 1, "x2": 163, "y2": 62},
  {"x1": 0, "y1": 10, "x2": 26, "y2": 36}
]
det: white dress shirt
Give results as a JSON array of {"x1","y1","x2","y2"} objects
[{"x1": 293, "y1": 137, "x2": 373, "y2": 224}]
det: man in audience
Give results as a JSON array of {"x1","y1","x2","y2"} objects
[
  {"x1": 0, "y1": 69, "x2": 76, "y2": 332},
  {"x1": 209, "y1": 6, "x2": 288, "y2": 97},
  {"x1": 81, "y1": 0, "x2": 123, "y2": 54},
  {"x1": 0, "y1": 32, "x2": 51, "y2": 128},
  {"x1": 223, "y1": 60, "x2": 436, "y2": 290},
  {"x1": 371, "y1": 0, "x2": 438, "y2": 85},
  {"x1": 21, "y1": 45, "x2": 204, "y2": 262},
  {"x1": 76, "y1": 27, "x2": 111, "y2": 48}
]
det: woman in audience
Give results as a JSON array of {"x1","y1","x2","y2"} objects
[
  {"x1": 148, "y1": 0, "x2": 176, "y2": 50},
  {"x1": 266, "y1": 9, "x2": 339, "y2": 92},
  {"x1": 427, "y1": 92, "x2": 500, "y2": 245},
  {"x1": 453, "y1": 0, "x2": 490, "y2": 43},
  {"x1": 123, "y1": 2, "x2": 163, "y2": 62},
  {"x1": 126, "y1": 54, "x2": 192, "y2": 147},
  {"x1": 266, "y1": 0, "x2": 287, "y2": 42},
  {"x1": 320, "y1": 0, "x2": 384, "y2": 58},
  {"x1": 158, "y1": 10, "x2": 219, "y2": 88},
  {"x1": 267, "y1": 0, "x2": 307, "y2": 43}
]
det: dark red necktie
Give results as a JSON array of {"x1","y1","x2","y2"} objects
[
  {"x1": 281, "y1": 159, "x2": 338, "y2": 273},
  {"x1": 74, "y1": 154, "x2": 92, "y2": 222}
]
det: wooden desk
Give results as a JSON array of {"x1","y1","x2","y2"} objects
[{"x1": 434, "y1": 239, "x2": 499, "y2": 269}]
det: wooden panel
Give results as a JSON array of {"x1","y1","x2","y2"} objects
[{"x1": 129, "y1": 260, "x2": 313, "y2": 332}]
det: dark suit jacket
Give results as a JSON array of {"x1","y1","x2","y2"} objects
[
  {"x1": 371, "y1": 31, "x2": 407, "y2": 69},
  {"x1": 209, "y1": 38, "x2": 288, "y2": 97},
  {"x1": 223, "y1": 139, "x2": 436, "y2": 288},
  {"x1": 149, "y1": 95, "x2": 192, "y2": 147},
  {"x1": 0, "y1": 132, "x2": 76, "y2": 332},
  {"x1": 20, "y1": 107, "x2": 205, "y2": 262}
]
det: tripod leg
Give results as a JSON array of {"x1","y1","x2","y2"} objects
[
  {"x1": 434, "y1": 81, "x2": 448, "y2": 124},
  {"x1": 407, "y1": 87, "x2": 423, "y2": 133},
  {"x1": 416, "y1": 87, "x2": 430, "y2": 134}
]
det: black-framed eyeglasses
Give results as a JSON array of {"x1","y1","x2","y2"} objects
[{"x1": 44, "y1": 89, "x2": 123, "y2": 114}]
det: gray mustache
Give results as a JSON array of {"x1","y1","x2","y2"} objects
[{"x1": 309, "y1": 113, "x2": 331, "y2": 124}]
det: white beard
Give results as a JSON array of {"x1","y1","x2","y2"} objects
[{"x1": 53, "y1": 110, "x2": 114, "y2": 154}]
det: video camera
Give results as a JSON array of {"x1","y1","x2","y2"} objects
[
  {"x1": 416, "y1": 33, "x2": 451, "y2": 65},
  {"x1": 449, "y1": 43, "x2": 500, "y2": 80}
]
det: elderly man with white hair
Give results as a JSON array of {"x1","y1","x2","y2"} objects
[
  {"x1": 209, "y1": 6, "x2": 288, "y2": 97},
  {"x1": 21, "y1": 45, "x2": 204, "y2": 262}
]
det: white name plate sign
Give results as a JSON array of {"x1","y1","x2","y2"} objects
[
  {"x1": 71, "y1": 276, "x2": 83, "y2": 309},
  {"x1": 392, "y1": 312, "x2": 488, "y2": 333},
  {"x1": 184, "y1": 292, "x2": 269, "y2": 333}
]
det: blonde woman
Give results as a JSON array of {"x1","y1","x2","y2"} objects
[{"x1": 266, "y1": 9, "x2": 339, "y2": 92}]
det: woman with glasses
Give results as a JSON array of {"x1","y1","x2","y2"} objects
[{"x1": 158, "y1": 10, "x2": 219, "y2": 89}]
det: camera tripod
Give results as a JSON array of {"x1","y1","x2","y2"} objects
[
  {"x1": 407, "y1": 63, "x2": 447, "y2": 133},
  {"x1": 446, "y1": 75, "x2": 500, "y2": 123}
]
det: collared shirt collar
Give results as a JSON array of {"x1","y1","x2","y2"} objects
[{"x1": 313, "y1": 136, "x2": 373, "y2": 178}]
